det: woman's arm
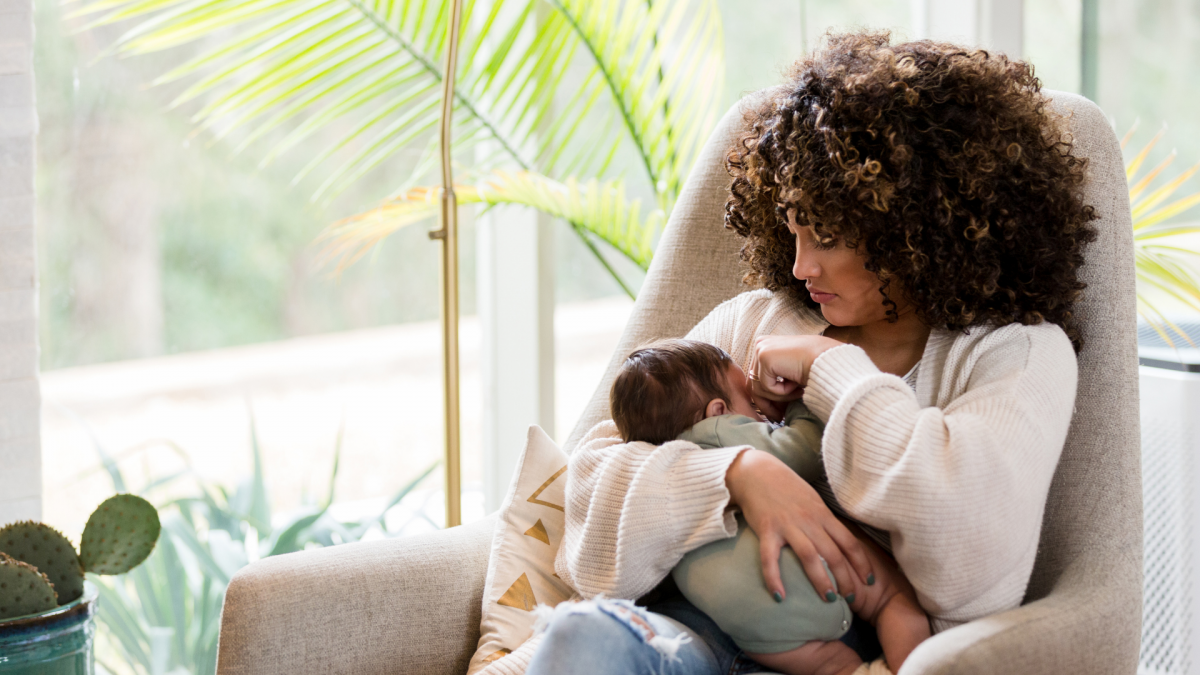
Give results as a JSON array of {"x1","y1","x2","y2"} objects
[
  {"x1": 804, "y1": 323, "x2": 1078, "y2": 628},
  {"x1": 554, "y1": 420, "x2": 745, "y2": 599},
  {"x1": 555, "y1": 290, "x2": 870, "y2": 601},
  {"x1": 552, "y1": 294, "x2": 767, "y2": 599}
]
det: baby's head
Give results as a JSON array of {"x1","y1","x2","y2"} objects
[{"x1": 610, "y1": 339, "x2": 763, "y2": 444}]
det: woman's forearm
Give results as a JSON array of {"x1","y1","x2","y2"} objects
[
  {"x1": 806, "y1": 329, "x2": 1077, "y2": 625},
  {"x1": 556, "y1": 421, "x2": 743, "y2": 600}
]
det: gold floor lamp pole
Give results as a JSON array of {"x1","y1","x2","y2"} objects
[{"x1": 429, "y1": 0, "x2": 464, "y2": 528}]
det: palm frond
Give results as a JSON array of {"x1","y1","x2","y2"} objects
[
  {"x1": 75, "y1": 0, "x2": 725, "y2": 293},
  {"x1": 1132, "y1": 163, "x2": 1200, "y2": 222},
  {"x1": 1136, "y1": 222, "x2": 1200, "y2": 241},
  {"x1": 76, "y1": 0, "x2": 721, "y2": 198},
  {"x1": 1128, "y1": 150, "x2": 1176, "y2": 202},
  {"x1": 75, "y1": 0, "x2": 573, "y2": 197},
  {"x1": 1125, "y1": 126, "x2": 1165, "y2": 180},
  {"x1": 1125, "y1": 127, "x2": 1200, "y2": 344},
  {"x1": 1135, "y1": 190, "x2": 1200, "y2": 232},
  {"x1": 319, "y1": 170, "x2": 662, "y2": 293},
  {"x1": 547, "y1": 0, "x2": 724, "y2": 210}
]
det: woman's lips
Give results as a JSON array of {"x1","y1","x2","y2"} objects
[{"x1": 808, "y1": 287, "x2": 837, "y2": 303}]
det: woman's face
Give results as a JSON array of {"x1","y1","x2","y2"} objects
[{"x1": 787, "y1": 220, "x2": 893, "y2": 327}]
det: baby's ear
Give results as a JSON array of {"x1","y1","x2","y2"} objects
[{"x1": 704, "y1": 398, "x2": 728, "y2": 419}]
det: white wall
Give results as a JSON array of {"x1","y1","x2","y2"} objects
[{"x1": 0, "y1": 0, "x2": 40, "y2": 526}]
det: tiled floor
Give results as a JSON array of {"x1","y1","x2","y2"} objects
[{"x1": 40, "y1": 297, "x2": 633, "y2": 539}]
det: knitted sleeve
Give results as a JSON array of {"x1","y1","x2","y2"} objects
[
  {"x1": 553, "y1": 290, "x2": 820, "y2": 601},
  {"x1": 803, "y1": 323, "x2": 1078, "y2": 629},
  {"x1": 554, "y1": 421, "x2": 745, "y2": 600},
  {"x1": 552, "y1": 293, "x2": 776, "y2": 599}
]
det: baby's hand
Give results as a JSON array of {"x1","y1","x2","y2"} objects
[
  {"x1": 749, "y1": 335, "x2": 842, "y2": 399},
  {"x1": 751, "y1": 395, "x2": 787, "y2": 422}
]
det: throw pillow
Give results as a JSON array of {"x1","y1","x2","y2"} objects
[{"x1": 467, "y1": 425, "x2": 575, "y2": 674}]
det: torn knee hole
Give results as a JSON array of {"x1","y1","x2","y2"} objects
[{"x1": 539, "y1": 598, "x2": 692, "y2": 662}]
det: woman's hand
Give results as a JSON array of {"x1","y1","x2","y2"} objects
[
  {"x1": 726, "y1": 449, "x2": 874, "y2": 604},
  {"x1": 748, "y1": 334, "x2": 844, "y2": 402}
]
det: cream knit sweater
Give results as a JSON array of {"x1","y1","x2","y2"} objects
[{"x1": 497, "y1": 289, "x2": 1078, "y2": 675}]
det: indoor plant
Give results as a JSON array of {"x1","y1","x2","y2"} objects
[
  {"x1": 1123, "y1": 124, "x2": 1200, "y2": 344},
  {"x1": 0, "y1": 495, "x2": 160, "y2": 674},
  {"x1": 72, "y1": 0, "x2": 725, "y2": 297}
]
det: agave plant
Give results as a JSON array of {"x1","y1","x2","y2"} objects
[
  {"x1": 74, "y1": 416, "x2": 440, "y2": 675},
  {"x1": 1123, "y1": 124, "x2": 1200, "y2": 345},
  {"x1": 73, "y1": 0, "x2": 726, "y2": 296}
]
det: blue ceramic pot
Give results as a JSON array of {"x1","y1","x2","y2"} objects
[{"x1": 0, "y1": 582, "x2": 97, "y2": 674}]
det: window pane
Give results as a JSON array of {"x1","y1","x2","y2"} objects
[{"x1": 719, "y1": 0, "x2": 913, "y2": 107}]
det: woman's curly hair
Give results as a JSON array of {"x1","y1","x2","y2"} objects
[{"x1": 725, "y1": 31, "x2": 1098, "y2": 350}]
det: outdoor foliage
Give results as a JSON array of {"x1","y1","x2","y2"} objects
[
  {"x1": 86, "y1": 422, "x2": 438, "y2": 675},
  {"x1": 1123, "y1": 125, "x2": 1200, "y2": 344},
  {"x1": 74, "y1": 0, "x2": 727, "y2": 296}
]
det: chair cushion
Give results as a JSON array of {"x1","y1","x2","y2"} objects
[{"x1": 467, "y1": 425, "x2": 574, "y2": 674}]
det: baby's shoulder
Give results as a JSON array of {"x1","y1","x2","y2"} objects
[{"x1": 677, "y1": 413, "x2": 772, "y2": 449}]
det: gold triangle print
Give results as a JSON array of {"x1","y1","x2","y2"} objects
[
  {"x1": 482, "y1": 648, "x2": 512, "y2": 664},
  {"x1": 524, "y1": 519, "x2": 550, "y2": 545},
  {"x1": 527, "y1": 465, "x2": 567, "y2": 512},
  {"x1": 496, "y1": 573, "x2": 538, "y2": 611}
]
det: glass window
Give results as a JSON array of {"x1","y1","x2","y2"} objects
[{"x1": 35, "y1": 0, "x2": 629, "y2": 540}]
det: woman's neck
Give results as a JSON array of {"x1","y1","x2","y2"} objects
[{"x1": 824, "y1": 310, "x2": 931, "y2": 377}]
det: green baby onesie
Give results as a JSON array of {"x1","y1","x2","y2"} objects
[{"x1": 671, "y1": 400, "x2": 854, "y2": 654}]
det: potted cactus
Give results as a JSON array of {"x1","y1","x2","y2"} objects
[{"x1": 0, "y1": 494, "x2": 160, "y2": 674}]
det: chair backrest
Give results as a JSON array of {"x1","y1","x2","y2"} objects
[{"x1": 563, "y1": 89, "x2": 1143, "y2": 629}]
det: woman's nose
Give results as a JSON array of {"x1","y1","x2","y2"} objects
[{"x1": 792, "y1": 243, "x2": 820, "y2": 281}]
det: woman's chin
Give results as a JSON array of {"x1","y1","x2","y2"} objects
[{"x1": 819, "y1": 305, "x2": 852, "y2": 327}]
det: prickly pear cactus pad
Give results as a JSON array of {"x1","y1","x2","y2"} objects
[
  {"x1": 0, "y1": 521, "x2": 84, "y2": 604},
  {"x1": 80, "y1": 494, "x2": 161, "y2": 576},
  {"x1": 0, "y1": 552, "x2": 58, "y2": 620}
]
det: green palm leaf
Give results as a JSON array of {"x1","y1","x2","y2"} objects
[
  {"x1": 1124, "y1": 127, "x2": 1200, "y2": 346},
  {"x1": 546, "y1": 0, "x2": 725, "y2": 210},
  {"x1": 73, "y1": 0, "x2": 723, "y2": 293},
  {"x1": 320, "y1": 170, "x2": 662, "y2": 296}
]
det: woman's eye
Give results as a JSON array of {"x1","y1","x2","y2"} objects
[{"x1": 813, "y1": 236, "x2": 838, "y2": 251}]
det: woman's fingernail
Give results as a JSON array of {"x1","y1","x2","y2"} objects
[
  {"x1": 824, "y1": 590, "x2": 837, "y2": 603},
  {"x1": 867, "y1": 574, "x2": 876, "y2": 586},
  {"x1": 773, "y1": 591, "x2": 783, "y2": 603},
  {"x1": 845, "y1": 593, "x2": 855, "y2": 604}
]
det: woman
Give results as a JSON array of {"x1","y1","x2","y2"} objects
[{"x1": 522, "y1": 31, "x2": 1096, "y2": 675}]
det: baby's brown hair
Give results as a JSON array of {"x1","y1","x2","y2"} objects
[{"x1": 610, "y1": 339, "x2": 735, "y2": 444}]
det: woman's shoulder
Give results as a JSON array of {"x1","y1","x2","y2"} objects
[
  {"x1": 705, "y1": 288, "x2": 823, "y2": 330},
  {"x1": 944, "y1": 320, "x2": 1074, "y2": 358},
  {"x1": 930, "y1": 321, "x2": 1077, "y2": 396},
  {"x1": 707, "y1": 287, "x2": 776, "y2": 315},
  {"x1": 689, "y1": 289, "x2": 824, "y2": 368}
]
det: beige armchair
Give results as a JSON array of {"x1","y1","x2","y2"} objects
[{"x1": 215, "y1": 89, "x2": 1143, "y2": 675}]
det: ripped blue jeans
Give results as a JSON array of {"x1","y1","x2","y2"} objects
[
  {"x1": 526, "y1": 597, "x2": 882, "y2": 675},
  {"x1": 526, "y1": 597, "x2": 762, "y2": 675}
]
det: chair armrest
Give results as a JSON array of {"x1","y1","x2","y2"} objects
[
  {"x1": 900, "y1": 570, "x2": 1141, "y2": 675},
  {"x1": 217, "y1": 515, "x2": 495, "y2": 675}
]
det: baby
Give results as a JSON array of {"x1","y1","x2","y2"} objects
[{"x1": 609, "y1": 338, "x2": 930, "y2": 675}]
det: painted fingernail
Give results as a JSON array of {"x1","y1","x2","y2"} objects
[
  {"x1": 825, "y1": 590, "x2": 837, "y2": 603},
  {"x1": 845, "y1": 593, "x2": 855, "y2": 604},
  {"x1": 867, "y1": 574, "x2": 876, "y2": 586},
  {"x1": 773, "y1": 591, "x2": 783, "y2": 603}
]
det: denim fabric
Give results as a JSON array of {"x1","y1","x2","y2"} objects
[
  {"x1": 652, "y1": 598, "x2": 767, "y2": 675},
  {"x1": 525, "y1": 597, "x2": 765, "y2": 675},
  {"x1": 525, "y1": 596, "x2": 883, "y2": 675}
]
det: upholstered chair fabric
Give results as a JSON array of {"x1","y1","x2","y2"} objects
[{"x1": 215, "y1": 89, "x2": 1142, "y2": 675}]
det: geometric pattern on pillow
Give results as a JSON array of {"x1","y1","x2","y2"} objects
[{"x1": 467, "y1": 425, "x2": 575, "y2": 674}]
